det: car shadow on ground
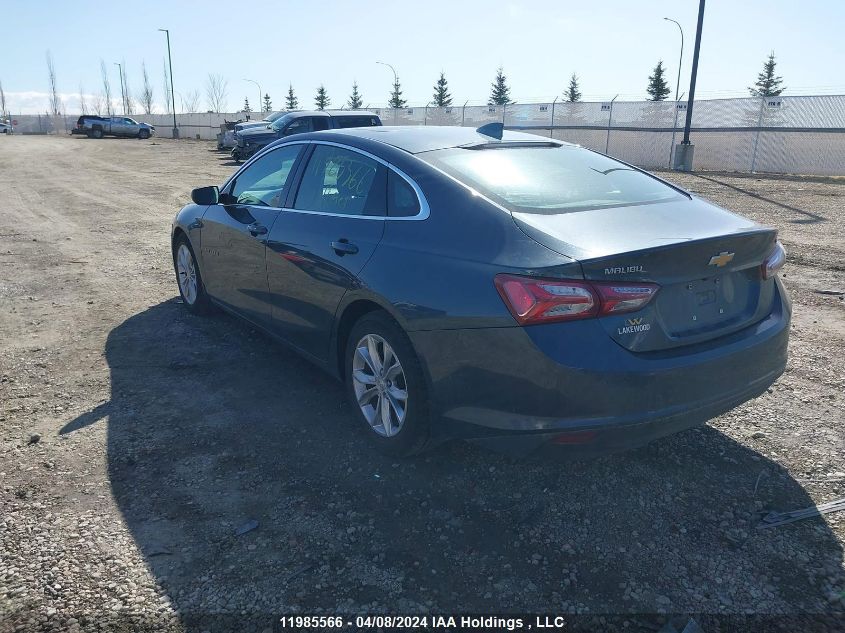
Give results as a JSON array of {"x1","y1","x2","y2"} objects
[
  {"x1": 61, "y1": 299, "x2": 844, "y2": 632},
  {"x1": 691, "y1": 173, "x2": 828, "y2": 225}
]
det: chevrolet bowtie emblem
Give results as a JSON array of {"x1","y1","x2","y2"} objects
[{"x1": 708, "y1": 251, "x2": 735, "y2": 267}]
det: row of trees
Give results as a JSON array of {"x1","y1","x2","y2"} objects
[
  {"x1": 35, "y1": 51, "x2": 788, "y2": 118},
  {"x1": 645, "y1": 51, "x2": 785, "y2": 101},
  {"x1": 239, "y1": 51, "x2": 787, "y2": 114},
  {"x1": 243, "y1": 68, "x2": 582, "y2": 114}
]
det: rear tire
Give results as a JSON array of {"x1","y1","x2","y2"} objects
[
  {"x1": 173, "y1": 236, "x2": 212, "y2": 314},
  {"x1": 345, "y1": 312, "x2": 431, "y2": 457}
]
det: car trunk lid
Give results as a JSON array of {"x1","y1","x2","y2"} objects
[{"x1": 512, "y1": 198, "x2": 779, "y2": 351}]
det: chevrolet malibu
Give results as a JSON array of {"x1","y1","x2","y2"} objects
[{"x1": 171, "y1": 125, "x2": 790, "y2": 457}]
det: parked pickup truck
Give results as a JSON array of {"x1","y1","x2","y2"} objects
[{"x1": 72, "y1": 115, "x2": 155, "y2": 139}]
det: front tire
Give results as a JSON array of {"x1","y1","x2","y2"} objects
[
  {"x1": 139, "y1": 129, "x2": 150, "y2": 139},
  {"x1": 345, "y1": 313, "x2": 431, "y2": 456},
  {"x1": 90, "y1": 127, "x2": 103, "y2": 139},
  {"x1": 173, "y1": 236, "x2": 211, "y2": 314}
]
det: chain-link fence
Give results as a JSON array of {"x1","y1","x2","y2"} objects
[{"x1": 6, "y1": 95, "x2": 844, "y2": 176}]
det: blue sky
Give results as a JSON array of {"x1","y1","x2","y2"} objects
[{"x1": 2, "y1": 0, "x2": 843, "y2": 114}]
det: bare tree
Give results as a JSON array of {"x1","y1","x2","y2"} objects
[
  {"x1": 0, "y1": 80, "x2": 8, "y2": 123},
  {"x1": 182, "y1": 89, "x2": 201, "y2": 113},
  {"x1": 122, "y1": 62, "x2": 134, "y2": 114},
  {"x1": 100, "y1": 60, "x2": 113, "y2": 115},
  {"x1": 46, "y1": 51, "x2": 62, "y2": 116},
  {"x1": 162, "y1": 59, "x2": 172, "y2": 114},
  {"x1": 92, "y1": 93, "x2": 104, "y2": 115},
  {"x1": 140, "y1": 61, "x2": 154, "y2": 114},
  {"x1": 79, "y1": 84, "x2": 88, "y2": 114},
  {"x1": 205, "y1": 74, "x2": 228, "y2": 113}
]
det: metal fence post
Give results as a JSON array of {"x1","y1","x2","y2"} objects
[
  {"x1": 502, "y1": 103, "x2": 506, "y2": 125},
  {"x1": 668, "y1": 93, "x2": 684, "y2": 168},
  {"x1": 750, "y1": 96, "x2": 765, "y2": 172},
  {"x1": 605, "y1": 95, "x2": 618, "y2": 154},
  {"x1": 549, "y1": 96, "x2": 558, "y2": 138},
  {"x1": 461, "y1": 100, "x2": 468, "y2": 127}
]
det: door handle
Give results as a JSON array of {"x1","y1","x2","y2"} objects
[
  {"x1": 248, "y1": 223, "x2": 268, "y2": 236},
  {"x1": 331, "y1": 239, "x2": 359, "y2": 256},
  {"x1": 188, "y1": 219, "x2": 203, "y2": 230}
]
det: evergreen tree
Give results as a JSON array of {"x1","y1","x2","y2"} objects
[
  {"x1": 432, "y1": 72, "x2": 452, "y2": 107},
  {"x1": 243, "y1": 97, "x2": 251, "y2": 113},
  {"x1": 388, "y1": 76, "x2": 406, "y2": 109},
  {"x1": 749, "y1": 51, "x2": 785, "y2": 97},
  {"x1": 314, "y1": 84, "x2": 330, "y2": 110},
  {"x1": 285, "y1": 84, "x2": 298, "y2": 110},
  {"x1": 347, "y1": 81, "x2": 363, "y2": 109},
  {"x1": 488, "y1": 67, "x2": 513, "y2": 106},
  {"x1": 263, "y1": 93, "x2": 272, "y2": 112},
  {"x1": 565, "y1": 73, "x2": 582, "y2": 102},
  {"x1": 646, "y1": 61, "x2": 671, "y2": 101}
]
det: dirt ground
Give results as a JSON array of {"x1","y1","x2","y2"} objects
[{"x1": 1, "y1": 135, "x2": 843, "y2": 632}]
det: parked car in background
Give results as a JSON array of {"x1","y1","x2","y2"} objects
[
  {"x1": 71, "y1": 115, "x2": 154, "y2": 139},
  {"x1": 217, "y1": 112, "x2": 288, "y2": 150},
  {"x1": 172, "y1": 125, "x2": 790, "y2": 458},
  {"x1": 234, "y1": 111, "x2": 285, "y2": 134},
  {"x1": 232, "y1": 110, "x2": 380, "y2": 162},
  {"x1": 0, "y1": 121, "x2": 11, "y2": 134}
]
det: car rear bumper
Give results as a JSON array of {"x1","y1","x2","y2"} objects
[{"x1": 409, "y1": 280, "x2": 790, "y2": 455}]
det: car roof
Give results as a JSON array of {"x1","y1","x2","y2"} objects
[
  {"x1": 311, "y1": 125, "x2": 572, "y2": 154},
  {"x1": 283, "y1": 110, "x2": 379, "y2": 119}
]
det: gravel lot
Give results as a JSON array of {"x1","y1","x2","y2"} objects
[{"x1": 1, "y1": 135, "x2": 843, "y2": 632}]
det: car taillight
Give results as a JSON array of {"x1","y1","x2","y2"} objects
[
  {"x1": 762, "y1": 241, "x2": 786, "y2": 280},
  {"x1": 494, "y1": 274, "x2": 659, "y2": 325},
  {"x1": 592, "y1": 283, "x2": 659, "y2": 314}
]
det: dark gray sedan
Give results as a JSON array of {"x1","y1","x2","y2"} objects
[{"x1": 172, "y1": 125, "x2": 790, "y2": 457}]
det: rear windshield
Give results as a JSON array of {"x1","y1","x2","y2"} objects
[{"x1": 421, "y1": 145, "x2": 682, "y2": 213}]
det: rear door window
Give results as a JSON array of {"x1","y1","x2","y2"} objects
[
  {"x1": 312, "y1": 117, "x2": 330, "y2": 131},
  {"x1": 293, "y1": 145, "x2": 386, "y2": 216}
]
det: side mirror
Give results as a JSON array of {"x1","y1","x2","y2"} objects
[{"x1": 191, "y1": 185, "x2": 219, "y2": 205}]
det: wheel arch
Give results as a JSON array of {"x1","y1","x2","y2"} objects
[
  {"x1": 332, "y1": 296, "x2": 414, "y2": 380},
  {"x1": 171, "y1": 226, "x2": 188, "y2": 254}
]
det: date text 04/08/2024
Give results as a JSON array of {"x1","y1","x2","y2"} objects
[{"x1": 278, "y1": 615, "x2": 571, "y2": 630}]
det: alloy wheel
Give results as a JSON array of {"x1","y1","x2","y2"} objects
[
  {"x1": 352, "y1": 334, "x2": 408, "y2": 437},
  {"x1": 176, "y1": 244, "x2": 198, "y2": 305}
]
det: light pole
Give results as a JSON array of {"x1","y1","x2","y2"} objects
[
  {"x1": 676, "y1": 0, "x2": 706, "y2": 171},
  {"x1": 243, "y1": 78, "x2": 262, "y2": 115},
  {"x1": 376, "y1": 60, "x2": 399, "y2": 123},
  {"x1": 663, "y1": 17, "x2": 684, "y2": 102},
  {"x1": 158, "y1": 28, "x2": 179, "y2": 138},
  {"x1": 114, "y1": 63, "x2": 127, "y2": 115}
]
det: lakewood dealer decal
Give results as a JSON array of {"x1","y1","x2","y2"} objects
[{"x1": 618, "y1": 318, "x2": 651, "y2": 335}]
